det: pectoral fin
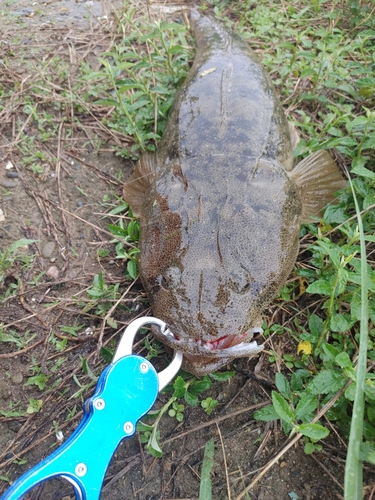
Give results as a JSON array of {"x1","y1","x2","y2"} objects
[
  {"x1": 290, "y1": 150, "x2": 347, "y2": 223},
  {"x1": 123, "y1": 153, "x2": 159, "y2": 217}
]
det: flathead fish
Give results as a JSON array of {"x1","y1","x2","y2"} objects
[{"x1": 123, "y1": 11, "x2": 346, "y2": 375}]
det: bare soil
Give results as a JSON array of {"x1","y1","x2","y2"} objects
[{"x1": 0, "y1": 1, "x2": 373, "y2": 499}]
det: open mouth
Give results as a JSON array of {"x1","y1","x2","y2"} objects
[{"x1": 153, "y1": 327, "x2": 264, "y2": 359}]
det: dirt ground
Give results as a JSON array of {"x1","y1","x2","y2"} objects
[{"x1": 0, "y1": 1, "x2": 373, "y2": 499}]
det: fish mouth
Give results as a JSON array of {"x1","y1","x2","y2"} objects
[{"x1": 152, "y1": 327, "x2": 264, "y2": 359}]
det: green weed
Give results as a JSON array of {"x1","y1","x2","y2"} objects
[
  {"x1": 83, "y1": 271, "x2": 121, "y2": 316},
  {"x1": 137, "y1": 370, "x2": 233, "y2": 457},
  {"x1": 79, "y1": 10, "x2": 192, "y2": 158},
  {"x1": 0, "y1": 238, "x2": 36, "y2": 286}
]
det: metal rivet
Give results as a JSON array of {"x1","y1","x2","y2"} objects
[
  {"x1": 124, "y1": 421, "x2": 134, "y2": 435},
  {"x1": 140, "y1": 362, "x2": 149, "y2": 373},
  {"x1": 94, "y1": 398, "x2": 105, "y2": 410},
  {"x1": 75, "y1": 463, "x2": 87, "y2": 477}
]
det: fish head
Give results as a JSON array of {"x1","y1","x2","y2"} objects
[
  {"x1": 142, "y1": 251, "x2": 266, "y2": 375},
  {"x1": 137, "y1": 164, "x2": 302, "y2": 375}
]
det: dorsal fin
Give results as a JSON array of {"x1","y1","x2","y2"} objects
[
  {"x1": 123, "y1": 153, "x2": 158, "y2": 217},
  {"x1": 289, "y1": 149, "x2": 347, "y2": 223}
]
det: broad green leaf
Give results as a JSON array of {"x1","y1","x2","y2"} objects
[
  {"x1": 127, "y1": 260, "x2": 138, "y2": 280},
  {"x1": 330, "y1": 313, "x2": 354, "y2": 332},
  {"x1": 148, "y1": 430, "x2": 163, "y2": 458},
  {"x1": 24, "y1": 374, "x2": 48, "y2": 390},
  {"x1": 108, "y1": 224, "x2": 129, "y2": 238},
  {"x1": 275, "y1": 373, "x2": 291, "y2": 399},
  {"x1": 190, "y1": 377, "x2": 212, "y2": 395},
  {"x1": 272, "y1": 392, "x2": 294, "y2": 424},
  {"x1": 298, "y1": 423, "x2": 329, "y2": 441},
  {"x1": 80, "y1": 358, "x2": 97, "y2": 381},
  {"x1": 351, "y1": 164, "x2": 375, "y2": 179},
  {"x1": 345, "y1": 382, "x2": 356, "y2": 401},
  {"x1": 359, "y1": 442, "x2": 375, "y2": 464},
  {"x1": 291, "y1": 369, "x2": 312, "y2": 392},
  {"x1": 173, "y1": 376, "x2": 186, "y2": 398},
  {"x1": 295, "y1": 393, "x2": 319, "y2": 421},
  {"x1": 308, "y1": 369, "x2": 346, "y2": 395},
  {"x1": 184, "y1": 391, "x2": 198, "y2": 407},
  {"x1": 106, "y1": 316, "x2": 117, "y2": 329},
  {"x1": 209, "y1": 371, "x2": 235, "y2": 381},
  {"x1": 136, "y1": 421, "x2": 154, "y2": 432},
  {"x1": 304, "y1": 442, "x2": 318, "y2": 455},
  {"x1": 100, "y1": 347, "x2": 113, "y2": 364},
  {"x1": 324, "y1": 205, "x2": 348, "y2": 224},
  {"x1": 94, "y1": 98, "x2": 119, "y2": 106},
  {"x1": 254, "y1": 405, "x2": 279, "y2": 422},
  {"x1": 364, "y1": 421, "x2": 375, "y2": 440},
  {"x1": 367, "y1": 406, "x2": 375, "y2": 424},
  {"x1": 335, "y1": 352, "x2": 352, "y2": 368},
  {"x1": 322, "y1": 343, "x2": 340, "y2": 361},
  {"x1": 309, "y1": 314, "x2": 323, "y2": 339},
  {"x1": 306, "y1": 279, "x2": 332, "y2": 295}
]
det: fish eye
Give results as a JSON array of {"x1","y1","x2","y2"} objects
[{"x1": 156, "y1": 275, "x2": 168, "y2": 290}]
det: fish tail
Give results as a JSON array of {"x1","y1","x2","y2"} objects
[{"x1": 189, "y1": 8, "x2": 232, "y2": 56}]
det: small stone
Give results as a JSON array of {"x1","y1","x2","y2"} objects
[
  {"x1": 0, "y1": 180, "x2": 17, "y2": 188},
  {"x1": 76, "y1": 201, "x2": 84, "y2": 207},
  {"x1": 41, "y1": 241, "x2": 55, "y2": 258},
  {"x1": 1, "y1": 389, "x2": 11, "y2": 400},
  {"x1": 5, "y1": 171, "x2": 18, "y2": 178},
  {"x1": 47, "y1": 266, "x2": 59, "y2": 279},
  {"x1": 0, "y1": 209, "x2": 5, "y2": 222},
  {"x1": 11, "y1": 373, "x2": 23, "y2": 385},
  {"x1": 4, "y1": 453, "x2": 13, "y2": 461},
  {"x1": 5, "y1": 161, "x2": 14, "y2": 170},
  {"x1": 280, "y1": 461, "x2": 287, "y2": 468}
]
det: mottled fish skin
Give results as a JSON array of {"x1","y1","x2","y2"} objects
[{"x1": 123, "y1": 11, "x2": 346, "y2": 375}]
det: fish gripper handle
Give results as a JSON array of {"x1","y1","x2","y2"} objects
[{"x1": 1, "y1": 355, "x2": 159, "y2": 500}]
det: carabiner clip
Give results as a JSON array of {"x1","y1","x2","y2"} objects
[{"x1": 1, "y1": 317, "x2": 182, "y2": 500}]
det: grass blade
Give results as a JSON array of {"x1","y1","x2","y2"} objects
[
  {"x1": 344, "y1": 171, "x2": 369, "y2": 499},
  {"x1": 200, "y1": 438, "x2": 215, "y2": 500}
]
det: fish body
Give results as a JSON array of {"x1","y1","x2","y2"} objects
[{"x1": 123, "y1": 11, "x2": 346, "y2": 375}]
